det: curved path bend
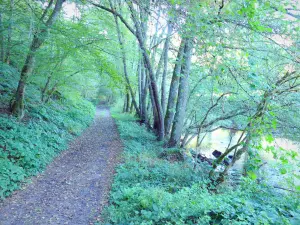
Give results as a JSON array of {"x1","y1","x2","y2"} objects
[{"x1": 0, "y1": 106, "x2": 122, "y2": 225}]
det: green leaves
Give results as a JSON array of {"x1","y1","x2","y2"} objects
[
  {"x1": 279, "y1": 168, "x2": 287, "y2": 175},
  {"x1": 0, "y1": 63, "x2": 94, "y2": 198},
  {"x1": 103, "y1": 112, "x2": 300, "y2": 224},
  {"x1": 169, "y1": 0, "x2": 183, "y2": 6},
  {"x1": 0, "y1": 159, "x2": 25, "y2": 199},
  {"x1": 249, "y1": 21, "x2": 273, "y2": 32},
  {"x1": 236, "y1": 0, "x2": 273, "y2": 33},
  {"x1": 265, "y1": 134, "x2": 274, "y2": 143},
  {"x1": 0, "y1": 101, "x2": 93, "y2": 198},
  {"x1": 237, "y1": 0, "x2": 258, "y2": 19},
  {"x1": 248, "y1": 171, "x2": 257, "y2": 180}
]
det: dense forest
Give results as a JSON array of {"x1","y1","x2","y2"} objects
[{"x1": 0, "y1": 0, "x2": 299, "y2": 224}]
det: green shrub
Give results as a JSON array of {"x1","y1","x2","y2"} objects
[
  {"x1": 0, "y1": 100, "x2": 94, "y2": 198},
  {"x1": 0, "y1": 65, "x2": 95, "y2": 198},
  {"x1": 103, "y1": 112, "x2": 300, "y2": 225},
  {"x1": 0, "y1": 159, "x2": 25, "y2": 198}
]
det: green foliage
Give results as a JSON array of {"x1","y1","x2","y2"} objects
[
  {"x1": 0, "y1": 159, "x2": 25, "y2": 198},
  {"x1": 102, "y1": 112, "x2": 300, "y2": 225},
  {"x1": 0, "y1": 65, "x2": 95, "y2": 198},
  {"x1": 0, "y1": 103, "x2": 93, "y2": 198}
]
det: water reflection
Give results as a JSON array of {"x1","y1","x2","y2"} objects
[
  {"x1": 187, "y1": 129, "x2": 245, "y2": 169},
  {"x1": 187, "y1": 129, "x2": 300, "y2": 186}
]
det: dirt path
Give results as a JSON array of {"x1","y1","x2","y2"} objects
[{"x1": 0, "y1": 106, "x2": 122, "y2": 225}]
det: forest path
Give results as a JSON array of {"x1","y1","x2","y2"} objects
[{"x1": 0, "y1": 106, "x2": 122, "y2": 225}]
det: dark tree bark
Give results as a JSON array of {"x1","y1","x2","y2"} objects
[
  {"x1": 44, "y1": 81, "x2": 59, "y2": 103},
  {"x1": 164, "y1": 39, "x2": 186, "y2": 136},
  {"x1": 138, "y1": 56, "x2": 148, "y2": 123},
  {"x1": 11, "y1": 0, "x2": 65, "y2": 119},
  {"x1": 130, "y1": 97, "x2": 135, "y2": 113},
  {"x1": 41, "y1": 76, "x2": 52, "y2": 102},
  {"x1": 147, "y1": 57, "x2": 161, "y2": 131},
  {"x1": 146, "y1": 11, "x2": 167, "y2": 131},
  {"x1": 141, "y1": 64, "x2": 148, "y2": 123},
  {"x1": 43, "y1": 70, "x2": 81, "y2": 104},
  {"x1": 41, "y1": 57, "x2": 66, "y2": 102},
  {"x1": 138, "y1": 57, "x2": 142, "y2": 111},
  {"x1": 126, "y1": 89, "x2": 130, "y2": 112},
  {"x1": 40, "y1": 0, "x2": 54, "y2": 21},
  {"x1": 168, "y1": 38, "x2": 193, "y2": 147},
  {"x1": 127, "y1": 1, "x2": 165, "y2": 140}
]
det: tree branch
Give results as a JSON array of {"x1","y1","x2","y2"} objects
[{"x1": 88, "y1": 1, "x2": 136, "y2": 36}]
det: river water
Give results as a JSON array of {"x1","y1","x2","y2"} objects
[{"x1": 187, "y1": 129, "x2": 300, "y2": 187}]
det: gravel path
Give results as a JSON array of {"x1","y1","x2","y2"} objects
[{"x1": 0, "y1": 106, "x2": 122, "y2": 225}]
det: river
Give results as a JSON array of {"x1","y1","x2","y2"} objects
[{"x1": 187, "y1": 129, "x2": 300, "y2": 187}]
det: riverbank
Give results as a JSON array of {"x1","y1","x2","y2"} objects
[{"x1": 101, "y1": 111, "x2": 300, "y2": 224}]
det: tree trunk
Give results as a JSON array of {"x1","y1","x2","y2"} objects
[
  {"x1": 168, "y1": 38, "x2": 193, "y2": 147},
  {"x1": 44, "y1": 81, "x2": 59, "y2": 103},
  {"x1": 164, "y1": 39, "x2": 186, "y2": 136},
  {"x1": 125, "y1": 90, "x2": 130, "y2": 112},
  {"x1": 40, "y1": 0, "x2": 54, "y2": 21},
  {"x1": 138, "y1": 57, "x2": 142, "y2": 113},
  {"x1": 41, "y1": 76, "x2": 51, "y2": 102},
  {"x1": 5, "y1": 0, "x2": 14, "y2": 64},
  {"x1": 0, "y1": 13, "x2": 4, "y2": 62},
  {"x1": 130, "y1": 98, "x2": 135, "y2": 113},
  {"x1": 11, "y1": 50, "x2": 35, "y2": 118},
  {"x1": 139, "y1": 56, "x2": 148, "y2": 123},
  {"x1": 147, "y1": 72, "x2": 160, "y2": 131},
  {"x1": 110, "y1": 0, "x2": 140, "y2": 117},
  {"x1": 127, "y1": 2, "x2": 164, "y2": 140},
  {"x1": 209, "y1": 91, "x2": 272, "y2": 183},
  {"x1": 123, "y1": 93, "x2": 127, "y2": 113},
  {"x1": 161, "y1": 22, "x2": 172, "y2": 115},
  {"x1": 141, "y1": 65, "x2": 148, "y2": 123},
  {"x1": 28, "y1": 10, "x2": 34, "y2": 40},
  {"x1": 11, "y1": 0, "x2": 65, "y2": 119}
]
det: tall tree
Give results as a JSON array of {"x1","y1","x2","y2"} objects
[
  {"x1": 91, "y1": 0, "x2": 165, "y2": 139},
  {"x1": 0, "y1": 12, "x2": 4, "y2": 62},
  {"x1": 126, "y1": 0, "x2": 165, "y2": 140},
  {"x1": 168, "y1": 38, "x2": 193, "y2": 147},
  {"x1": 5, "y1": 0, "x2": 14, "y2": 64},
  {"x1": 11, "y1": 0, "x2": 65, "y2": 118},
  {"x1": 109, "y1": 0, "x2": 140, "y2": 117},
  {"x1": 140, "y1": 57, "x2": 148, "y2": 123},
  {"x1": 161, "y1": 21, "x2": 172, "y2": 115},
  {"x1": 164, "y1": 39, "x2": 185, "y2": 135}
]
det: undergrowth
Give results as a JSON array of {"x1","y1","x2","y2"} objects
[
  {"x1": 0, "y1": 64, "x2": 95, "y2": 198},
  {"x1": 102, "y1": 110, "x2": 300, "y2": 225}
]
